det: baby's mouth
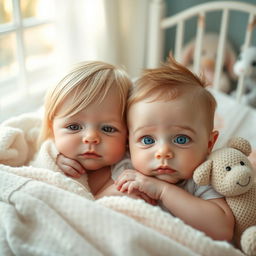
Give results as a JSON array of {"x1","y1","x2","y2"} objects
[
  {"x1": 81, "y1": 152, "x2": 101, "y2": 159},
  {"x1": 157, "y1": 166, "x2": 176, "y2": 174}
]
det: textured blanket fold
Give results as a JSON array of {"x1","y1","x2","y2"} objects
[
  {"x1": 0, "y1": 112, "x2": 42, "y2": 166},
  {"x1": 0, "y1": 112, "x2": 245, "y2": 255}
]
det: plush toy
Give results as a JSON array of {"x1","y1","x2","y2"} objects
[
  {"x1": 233, "y1": 46, "x2": 256, "y2": 108},
  {"x1": 181, "y1": 33, "x2": 236, "y2": 93},
  {"x1": 193, "y1": 137, "x2": 256, "y2": 256}
]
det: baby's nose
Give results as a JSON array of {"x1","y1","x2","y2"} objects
[
  {"x1": 83, "y1": 129, "x2": 100, "y2": 144},
  {"x1": 155, "y1": 144, "x2": 173, "y2": 159}
]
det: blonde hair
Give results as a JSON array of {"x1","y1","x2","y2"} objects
[
  {"x1": 39, "y1": 61, "x2": 132, "y2": 145},
  {"x1": 128, "y1": 56, "x2": 217, "y2": 131}
]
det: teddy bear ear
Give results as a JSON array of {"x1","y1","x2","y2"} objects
[
  {"x1": 193, "y1": 160, "x2": 213, "y2": 186},
  {"x1": 227, "y1": 137, "x2": 252, "y2": 156}
]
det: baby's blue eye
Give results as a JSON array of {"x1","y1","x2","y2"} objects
[
  {"x1": 67, "y1": 124, "x2": 82, "y2": 131},
  {"x1": 173, "y1": 135, "x2": 190, "y2": 145},
  {"x1": 141, "y1": 136, "x2": 155, "y2": 145},
  {"x1": 102, "y1": 125, "x2": 117, "y2": 133}
]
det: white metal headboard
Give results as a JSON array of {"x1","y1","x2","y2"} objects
[{"x1": 147, "y1": 0, "x2": 256, "y2": 101}]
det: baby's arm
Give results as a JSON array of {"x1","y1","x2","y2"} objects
[
  {"x1": 56, "y1": 155, "x2": 155, "y2": 204},
  {"x1": 116, "y1": 169, "x2": 234, "y2": 241},
  {"x1": 56, "y1": 153, "x2": 85, "y2": 177},
  {"x1": 95, "y1": 180, "x2": 156, "y2": 205}
]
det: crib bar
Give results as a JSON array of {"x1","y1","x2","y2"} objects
[
  {"x1": 193, "y1": 13, "x2": 205, "y2": 74},
  {"x1": 175, "y1": 21, "x2": 184, "y2": 62},
  {"x1": 244, "y1": 14, "x2": 255, "y2": 47},
  {"x1": 213, "y1": 8, "x2": 229, "y2": 91},
  {"x1": 236, "y1": 13, "x2": 256, "y2": 101},
  {"x1": 148, "y1": 0, "x2": 256, "y2": 105},
  {"x1": 147, "y1": 0, "x2": 165, "y2": 68},
  {"x1": 161, "y1": 1, "x2": 256, "y2": 29}
]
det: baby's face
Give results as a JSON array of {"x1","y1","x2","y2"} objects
[
  {"x1": 128, "y1": 95, "x2": 215, "y2": 184},
  {"x1": 52, "y1": 88, "x2": 127, "y2": 171}
]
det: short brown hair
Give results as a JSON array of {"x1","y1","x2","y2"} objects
[{"x1": 128, "y1": 56, "x2": 217, "y2": 131}]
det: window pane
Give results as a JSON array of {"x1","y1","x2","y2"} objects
[
  {"x1": 0, "y1": 0, "x2": 13, "y2": 24},
  {"x1": 24, "y1": 24, "x2": 57, "y2": 72},
  {"x1": 0, "y1": 33, "x2": 18, "y2": 83},
  {"x1": 21, "y1": 0, "x2": 55, "y2": 20}
]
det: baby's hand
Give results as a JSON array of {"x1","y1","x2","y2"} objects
[
  {"x1": 126, "y1": 190, "x2": 157, "y2": 206},
  {"x1": 56, "y1": 154, "x2": 85, "y2": 178},
  {"x1": 96, "y1": 182, "x2": 156, "y2": 205},
  {"x1": 115, "y1": 169, "x2": 165, "y2": 200}
]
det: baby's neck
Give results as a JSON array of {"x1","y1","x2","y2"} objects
[{"x1": 87, "y1": 166, "x2": 111, "y2": 195}]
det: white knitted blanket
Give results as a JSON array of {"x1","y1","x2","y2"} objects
[{"x1": 0, "y1": 112, "x2": 244, "y2": 256}]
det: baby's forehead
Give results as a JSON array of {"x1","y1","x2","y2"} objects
[{"x1": 128, "y1": 92, "x2": 213, "y2": 131}]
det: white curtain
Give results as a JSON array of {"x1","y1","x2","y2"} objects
[{"x1": 55, "y1": 0, "x2": 149, "y2": 77}]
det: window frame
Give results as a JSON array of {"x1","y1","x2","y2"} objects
[{"x1": 0, "y1": 0, "x2": 57, "y2": 122}]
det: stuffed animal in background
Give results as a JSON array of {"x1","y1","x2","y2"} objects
[
  {"x1": 193, "y1": 137, "x2": 256, "y2": 256},
  {"x1": 233, "y1": 46, "x2": 256, "y2": 108},
  {"x1": 181, "y1": 33, "x2": 236, "y2": 93}
]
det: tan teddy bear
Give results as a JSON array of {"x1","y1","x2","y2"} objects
[{"x1": 193, "y1": 137, "x2": 256, "y2": 256}]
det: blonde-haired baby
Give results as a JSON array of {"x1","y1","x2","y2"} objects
[
  {"x1": 33, "y1": 61, "x2": 152, "y2": 201},
  {"x1": 115, "y1": 57, "x2": 234, "y2": 241}
]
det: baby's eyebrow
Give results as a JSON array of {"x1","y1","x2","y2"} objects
[
  {"x1": 132, "y1": 125, "x2": 196, "y2": 135},
  {"x1": 174, "y1": 125, "x2": 196, "y2": 135},
  {"x1": 132, "y1": 125, "x2": 155, "y2": 135}
]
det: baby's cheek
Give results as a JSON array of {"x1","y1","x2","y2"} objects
[
  {"x1": 106, "y1": 139, "x2": 126, "y2": 163},
  {"x1": 184, "y1": 154, "x2": 206, "y2": 178},
  {"x1": 132, "y1": 152, "x2": 154, "y2": 175},
  {"x1": 54, "y1": 137, "x2": 74, "y2": 157}
]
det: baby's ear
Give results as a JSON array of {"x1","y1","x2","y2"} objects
[
  {"x1": 193, "y1": 160, "x2": 213, "y2": 186},
  {"x1": 208, "y1": 130, "x2": 219, "y2": 154}
]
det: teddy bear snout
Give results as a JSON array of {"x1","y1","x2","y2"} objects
[
  {"x1": 223, "y1": 166, "x2": 253, "y2": 196},
  {"x1": 233, "y1": 166, "x2": 253, "y2": 191},
  {"x1": 236, "y1": 174, "x2": 251, "y2": 187}
]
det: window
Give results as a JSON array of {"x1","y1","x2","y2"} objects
[
  {"x1": 0, "y1": 0, "x2": 150, "y2": 122},
  {"x1": 0, "y1": 0, "x2": 57, "y2": 121}
]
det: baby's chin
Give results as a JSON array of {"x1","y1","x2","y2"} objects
[
  {"x1": 154, "y1": 174, "x2": 181, "y2": 184},
  {"x1": 78, "y1": 161, "x2": 107, "y2": 172}
]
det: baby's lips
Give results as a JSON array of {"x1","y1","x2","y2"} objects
[{"x1": 157, "y1": 167, "x2": 175, "y2": 174}]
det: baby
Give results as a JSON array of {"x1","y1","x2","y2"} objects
[
  {"x1": 33, "y1": 60, "x2": 152, "y2": 202},
  {"x1": 115, "y1": 56, "x2": 234, "y2": 241}
]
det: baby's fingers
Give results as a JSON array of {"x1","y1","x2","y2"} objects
[
  {"x1": 66, "y1": 160, "x2": 85, "y2": 175},
  {"x1": 56, "y1": 154, "x2": 85, "y2": 176},
  {"x1": 115, "y1": 173, "x2": 135, "y2": 189},
  {"x1": 61, "y1": 165, "x2": 82, "y2": 178},
  {"x1": 127, "y1": 181, "x2": 140, "y2": 194},
  {"x1": 119, "y1": 181, "x2": 132, "y2": 193},
  {"x1": 115, "y1": 178, "x2": 126, "y2": 190}
]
